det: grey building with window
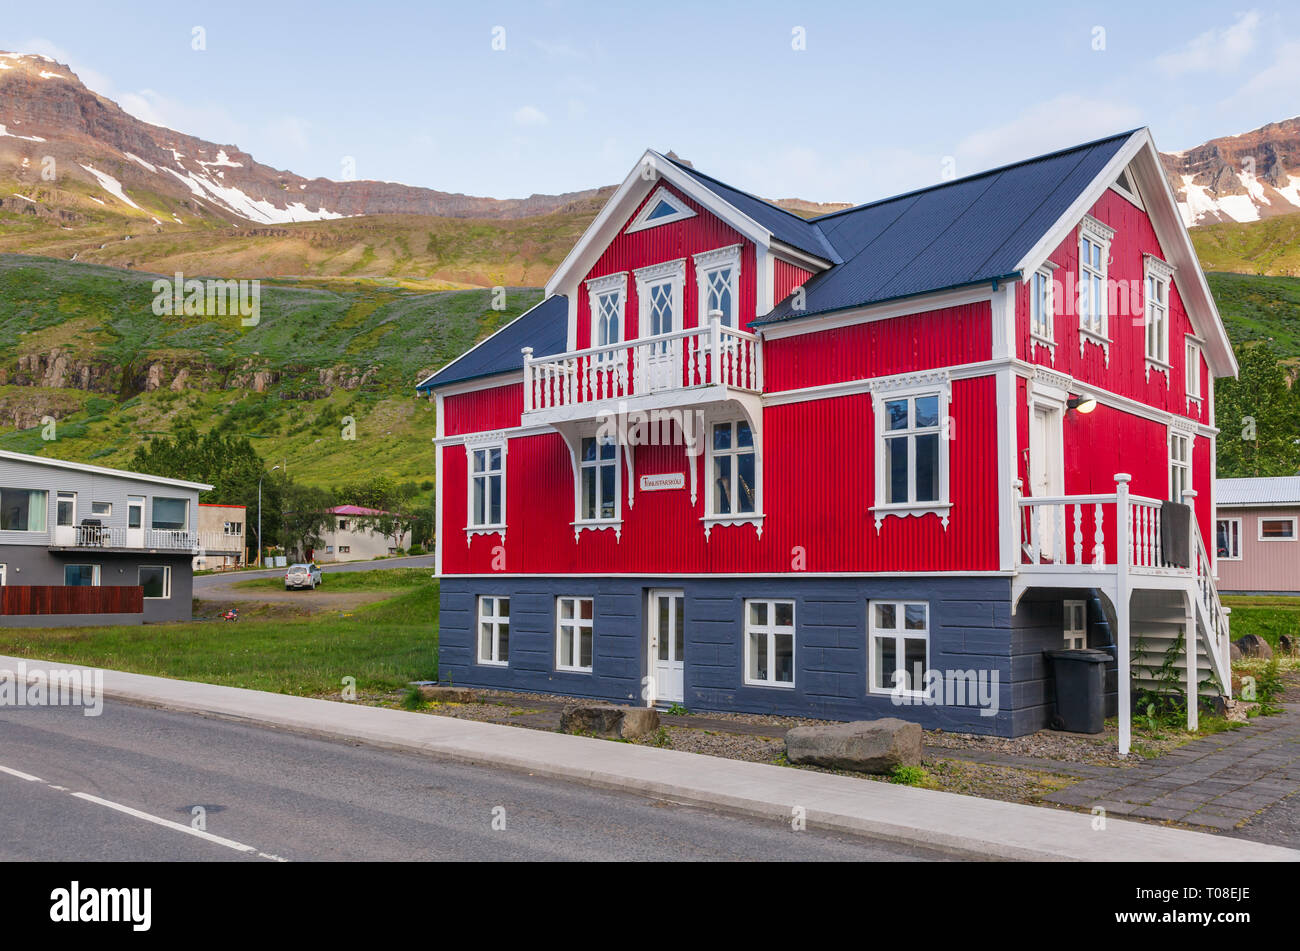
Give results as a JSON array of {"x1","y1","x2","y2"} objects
[{"x1": 0, "y1": 450, "x2": 213, "y2": 625}]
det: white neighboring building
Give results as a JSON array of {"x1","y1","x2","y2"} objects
[
  {"x1": 313, "y1": 505, "x2": 410, "y2": 563},
  {"x1": 192, "y1": 503, "x2": 246, "y2": 571}
]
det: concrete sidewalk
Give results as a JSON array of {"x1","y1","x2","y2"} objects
[{"x1": 4, "y1": 655, "x2": 1296, "y2": 862}]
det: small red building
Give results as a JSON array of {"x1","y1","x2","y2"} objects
[{"x1": 419, "y1": 129, "x2": 1237, "y2": 751}]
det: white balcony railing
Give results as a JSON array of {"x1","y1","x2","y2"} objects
[
  {"x1": 523, "y1": 317, "x2": 761, "y2": 415},
  {"x1": 66, "y1": 525, "x2": 231, "y2": 553}
]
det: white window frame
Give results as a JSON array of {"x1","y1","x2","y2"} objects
[
  {"x1": 91, "y1": 501, "x2": 112, "y2": 517},
  {"x1": 64, "y1": 564, "x2": 101, "y2": 587},
  {"x1": 1078, "y1": 215, "x2": 1115, "y2": 358},
  {"x1": 1168, "y1": 430, "x2": 1192, "y2": 503},
  {"x1": 871, "y1": 379, "x2": 952, "y2": 528},
  {"x1": 1185, "y1": 336, "x2": 1203, "y2": 409},
  {"x1": 476, "y1": 595, "x2": 510, "y2": 666},
  {"x1": 704, "y1": 417, "x2": 762, "y2": 530},
  {"x1": 466, "y1": 437, "x2": 506, "y2": 535},
  {"x1": 139, "y1": 565, "x2": 171, "y2": 600},
  {"x1": 555, "y1": 596, "x2": 594, "y2": 673},
  {"x1": 868, "y1": 600, "x2": 931, "y2": 698},
  {"x1": 743, "y1": 598, "x2": 795, "y2": 688},
  {"x1": 624, "y1": 184, "x2": 696, "y2": 234},
  {"x1": 1110, "y1": 167, "x2": 1145, "y2": 209},
  {"x1": 694, "y1": 244, "x2": 742, "y2": 331},
  {"x1": 1216, "y1": 517, "x2": 1242, "y2": 560},
  {"x1": 0, "y1": 488, "x2": 48, "y2": 533},
  {"x1": 1029, "y1": 262, "x2": 1057, "y2": 349},
  {"x1": 574, "y1": 432, "x2": 621, "y2": 533},
  {"x1": 586, "y1": 272, "x2": 626, "y2": 360},
  {"x1": 633, "y1": 259, "x2": 685, "y2": 342},
  {"x1": 1144, "y1": 254, "x2": 1175, "y2": 380},
  {"x1": 1258, "y1": 517, "x2": 1298, "y2": 542},
  {"x1": 1063, "y1": 600, "x2": 1087, "y2": 650}
]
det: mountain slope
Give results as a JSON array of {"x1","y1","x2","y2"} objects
[{"x1": 0, "y1": 254, "x2": 542, "y2": 485}]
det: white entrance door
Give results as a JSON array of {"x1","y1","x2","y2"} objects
[
  {"x1": 643, "y1": 281, "x2": 678, "y2": 392},
  {"x1": 127, "y1": 496, "x2": 145, "y2": 548},
  {"x1": 55, "y1": 491, "x2": 77, "y2": 545},
  {"x1": 648, "y1": 590, "x2": 684, "y2": 705},
  {"x1": 1028, "y1": 404, "x2": 1064, "y2": 560}
]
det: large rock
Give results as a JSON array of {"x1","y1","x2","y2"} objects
[
  {"x1": 560, "y1": 704, "x2": 660, "y2": 740},
  {"x1": 1234, "y1": 634, "x2": 1273, "y2": 660},
  {"x1": 417, "y1": 685, "x2": 478, "y2": 703},
  {"x1": 1230, "y1": 641, "x2": 1243, "y2": 661},
  {"x1": 1278, "y1": 634, "x2": 1297, "y2": 656},
  {"x1": 785, "y1": 719, "x2": 922, "y2": 774}
]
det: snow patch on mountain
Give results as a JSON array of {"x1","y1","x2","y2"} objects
[
  {"x1": 79, "y1": 164, "x2": 141, "y2": 210},
  {"x1": 0, "y1": 123, "x2": 45, "y2": 142}
]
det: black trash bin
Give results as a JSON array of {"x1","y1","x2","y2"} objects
[{"x1": 1046, "y1": 648, "x2": 1112, "y2": 733}]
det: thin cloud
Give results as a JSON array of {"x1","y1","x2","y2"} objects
[
  {"x1": 513, "y1": 105, "x2": 548, "y2": 127},
  {"x1": 1155, "y1": 10, "x2": 1261, "y2": 77}
]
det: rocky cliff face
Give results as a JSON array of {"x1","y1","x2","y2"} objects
[{"x1": 1159, "y1": 117, "x2": 1300, "y2": 227}]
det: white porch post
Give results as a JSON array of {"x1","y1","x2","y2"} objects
[
  {"x1": 1115, "y1": 473, "x2": 1132, "y2": 757},
  {"x1": 1183, "y1": 488, "x2": 1199, "y2": 731},
  {"x1": 521, "y1": 347, "x2": 534, "y2": 412}
]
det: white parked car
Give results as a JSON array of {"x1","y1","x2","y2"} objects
[{"x1": 284, "y1": 562, "x2": 323, "y2": 591}]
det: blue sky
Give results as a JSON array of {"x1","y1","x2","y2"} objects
[{"x1": 5, "y1": 2, "x2": 1299, "y2": 203}]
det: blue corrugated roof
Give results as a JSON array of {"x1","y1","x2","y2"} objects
[
  {"x1": 420, "y1": 131, "x2": 1140, "y2": 390},
  {"x1": 756, "y1": 130, "x2": 1136, "y2": 324},
  {"x1": 662, "y1": 154, "x2": 841, "y2": 263},
  {"x1": 417, "y1": 295, "x2": 568, "y2": 391}
]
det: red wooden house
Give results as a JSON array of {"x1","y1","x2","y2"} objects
[{"x1": 418, "y1": 129, "x2": 1236, "y2": 752}]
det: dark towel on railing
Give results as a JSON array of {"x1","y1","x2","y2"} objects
[{"x1": 1161, "y1": 500, "x2": 1191, "y2": 568}]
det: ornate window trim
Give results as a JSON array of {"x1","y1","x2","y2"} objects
[{"x1": 869, "y1": 372, "x2": 953, "y2": 529}]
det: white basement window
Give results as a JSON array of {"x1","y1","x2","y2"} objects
[
  {"x1": 477, "y1": 595, "x2": 510, "y2": 665},
  {"x1": 556, "y1": 596, "x2": 594, "y2": 672},
  {"x1": 870, "y1": 601, "x2": 930, "y2": 696},
  {"x1": 1064, "y1": 600, "x2": 1087, "y2": 650},
  {"x1": 744, "y1": 599, "x2": 794, "y2": 687}
]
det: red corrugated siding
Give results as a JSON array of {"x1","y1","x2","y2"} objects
[
  {"x1": 1016, "y1": 385, "x2": 1214, "y2": 559},
  {"x1": 443, "y1": 383, "x2": 523, "y2": 436},
  {"x1": 577, "y1": 183, "x2": 755, "y2": 348},
  {"x1": 763, "y1": 301, "x2": 992, "y2": 392},
  {"x1": 773, "y1": 259, "x2": 814, "y2": 309},
  {"x1": 445, "y1": 376, "x2": 1000, "y2": 574},
  {"x1": 1017, "y1": 189, "x2": 1208, "y2": 425}
]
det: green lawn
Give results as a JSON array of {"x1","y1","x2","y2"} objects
[
  {"x1": 1222, "y1": 595, "x2": 1300, "y2": 649},
  {"x1": 233, "y1": 566, "x2": 435, "y2": 591},
  {"x1": 0, "y1": 581, "x2": 439, "y2": 695}
]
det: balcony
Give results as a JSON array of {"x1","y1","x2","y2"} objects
[
  {"x1": 522, "y1": 319, "x2": 762, "y2": 425},
  {"x1": 49, "y1": 525, "x2": 231, "y2": 554}
]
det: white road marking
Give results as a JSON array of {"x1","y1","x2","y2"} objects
[
  {"x1": 0, "y1": 760, "x2": 287, "y2": 860},
  {"x1": 0, "y1": 764, "x2": 43, "y2": 782},
  {"x1": 71, "y1": 793, "x2": 264, "y2": 854}
]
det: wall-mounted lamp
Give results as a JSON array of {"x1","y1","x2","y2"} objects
[{"x1": 1067, "y1": 396, "x2": 1097, "y2": 414}]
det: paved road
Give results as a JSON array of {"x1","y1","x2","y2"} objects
[
  {"x1": 0, "y1": 703, "x2": 949, "y2": 862},
  {"x1": 193, "y1": 554, "x2": 435, "y2": 591}
]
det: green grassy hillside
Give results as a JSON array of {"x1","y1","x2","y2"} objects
[
  {"x1": 0, "y1": 255, "x2": 542, "y2": 487},
  {"x1": 1205, "y1": 272, "x2": 1300, "y2": 368},
  {"x1": 1191, "y1": 211, "x2": 1300, "y2": 277}
]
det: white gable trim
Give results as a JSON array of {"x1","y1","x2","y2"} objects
[
  {"x1": 546, "y1": 150, "x2": 776, "y2": 299},
  {"x1": 624, "y1": 185, "x2": 696, "y2": 233},
  {"x1": 1014, "y1": 129, "x2": 1236, "y2": 380}
]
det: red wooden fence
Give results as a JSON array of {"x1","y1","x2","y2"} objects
[{"x1": 0, "y1": 586, "x2": 144, "y2": 616}]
